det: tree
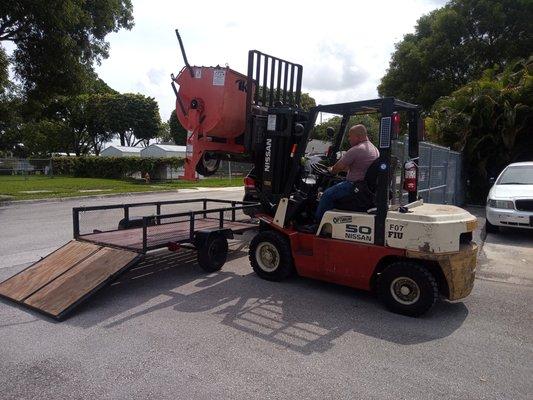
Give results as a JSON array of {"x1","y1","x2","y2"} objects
[
  {"x1": 0, "y1": 47, "x2": 7, "y2": 92},
  {"x1": 107, "y1": 94, "x2": 162, "y2": 147},
  {"x1": 168, "y1": 111, "x2": 187, "y2": 145},
  {"x1": 313, "y1": 114, "x2": 380, "y2": 148},
  {"x1": 255, "y1": 86, "x2": 316, "y2": 111},
  {"x1": 0, "y1": 0, "x2": 133, "y2": 99},
  {"x1": 300, "y1": 93, "x2": 316, "y2": 112},
  {"x1": 378, "y1": 0, "x2": 533, "y2": 110},
  {"x1": 428, "y1": 57, "x2": 533, "y2": 203}
]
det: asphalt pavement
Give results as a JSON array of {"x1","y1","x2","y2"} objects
[{"x1": 0, "y1": 190, "x2": 531, "y2": 400}]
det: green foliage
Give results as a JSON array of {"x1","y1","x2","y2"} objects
[
  {"x1": 7, "y1": 92, "x2": 163, "y2": 156},
  {"x1": 0, "y1": 0, "x2": 133, "y2": 100},
  {"x1": 300, "y1": 93, "x2": 316, "y2": 112},
  {"x1": 106, "y1": 93, "x2": 162, "y2": 147},
  {"x1": 378, "y1": 0, "x2": 533, "y2": 110},
  {"x1": 0, "y1": 47, "x2": 8, "y2": 92},
  {"x1": 168, "y1": 110, "x2": 187, "y2": 145},
  {"x1": 51, "y1": 156, "x2": 185, "y2": 179},
  {"x1": 429, "y1": 57, "x2": 533, "y2": 203},
  {"x1": 312, "y1": 114, "x2": 380, "y2": 149},
  {"x1": 255, "y1": 86, "x2": 316, "y2": 111}
]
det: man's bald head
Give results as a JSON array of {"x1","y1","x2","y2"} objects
[{"x1": 348, "y1": 124, "x2": 368, "y2": 146}]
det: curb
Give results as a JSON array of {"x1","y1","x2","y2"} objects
[{"x1": 0, "y1": 186, "x2": 244, "y2": 206}]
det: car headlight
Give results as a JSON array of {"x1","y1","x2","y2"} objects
[{"x1": 488, "y1": 199, "x2": 515, "y2": 209}]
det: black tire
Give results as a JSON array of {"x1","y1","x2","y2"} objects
[
  {"x1": 197, "y1": 233, "x2": 228, "y2": 272},
  {"x1": 377, "y1": 261, "x2": 438, "y2": 317},
  {"x1": 486, "y1": 219, "x2": 499, "y2": 233},
  {"x1": 195, "y1": 152, "x2": 221, "y2": 176},
  {"x1": 249, "y1": 230, "x2": 294, "y2": 281}
]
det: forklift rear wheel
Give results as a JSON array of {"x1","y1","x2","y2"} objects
[
  {"x1": 249, "y1": 230, "x2": 294, "y2": 281},
  {"x1": 197, "y1": 233, "x2": 228, "y2": 272},
  {"x1": 377, "y1": 262, "x2": 438, "y2": 317},
  {"x1": 196, "y1": 152, "x2": 221, "y2": 176}
]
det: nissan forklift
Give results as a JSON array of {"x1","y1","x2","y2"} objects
[{"x1": 248, "y1": 97, "x2": 478, "y2": 317}]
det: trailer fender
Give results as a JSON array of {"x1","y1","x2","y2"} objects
[{"x1": 194, "y1": 229, "x2": 234, "y2": 247}]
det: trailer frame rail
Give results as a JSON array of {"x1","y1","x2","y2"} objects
[{"x1": 73, "y1": 198, "x2": 259, "y2": 253}]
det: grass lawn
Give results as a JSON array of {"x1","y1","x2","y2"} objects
[{"x1": 0, "y1": 175, "x2": 243, "y2": 201}]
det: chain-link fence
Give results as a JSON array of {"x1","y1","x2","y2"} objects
[
  {"x1": 0, "y1": 158, "x2": 53, "y2": 178},
  {"x1": 392, "y1": 138, "x2": 464, "y2": 206}
]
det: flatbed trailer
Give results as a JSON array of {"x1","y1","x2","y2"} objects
[{"x1": 0, "y1": 198, "x2": 258, "y2": 320}]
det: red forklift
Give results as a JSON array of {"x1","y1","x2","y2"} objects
[
  {"x1": 247, "y1": 97, "x2": 478, "y2": 317},
  {"x1": 169, "y1": 31, "x2": 477, "y2": 316}
]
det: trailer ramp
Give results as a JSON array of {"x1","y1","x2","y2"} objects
[{"x1": 0, "y1": 241, "x2": 141, "y2": 320}]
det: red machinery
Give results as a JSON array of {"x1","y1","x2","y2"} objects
[
  {"x1": 173, "y1": 65, "x2": 251, "y2": 179},
  {"x1": 171, "y1": 30, "x2": 303, "y2": 180}
]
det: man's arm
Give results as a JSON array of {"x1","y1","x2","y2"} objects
[
  {"x1": 328, "y1": 160, "x2": 348, "y2": 174},
  {"x1": 328, "y1": 147, "x2": 357, "y2": 174}
]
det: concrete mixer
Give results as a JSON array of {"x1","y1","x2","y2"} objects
[{"x1": 171, "y1": 30, "x2": 306, "y2": 180}]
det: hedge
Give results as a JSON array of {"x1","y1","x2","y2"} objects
[{"x1": 51, "y1": 156, "x2": 185, "y2": 179}]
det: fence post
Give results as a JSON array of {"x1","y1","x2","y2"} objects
[
  {"x1": 73, "y1": 208, "x2": 80, "y2": 239},
  {"x1": 443, "y1": 149, "x2": 450, "y2": 204},
  {"x1": 427, "y1": 146, "x2": 433, "y2": 203},
  {"x1": 142, "y1": 217, "x2": 148, "y2": 253}
]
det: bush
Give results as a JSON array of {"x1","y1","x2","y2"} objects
[
  {"x1": 51, "y1": 156, "x2": 185, "y2": 179},
  {"x1": 429, "y1": 57, "x2": 533, "y2": 204}
]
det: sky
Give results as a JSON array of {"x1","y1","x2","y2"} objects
[{"x1": 95, "y1": 0, "x2": 447, "y2": 120}]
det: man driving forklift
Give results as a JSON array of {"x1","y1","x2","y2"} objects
[{"x1": 302, "y1": 124, "x2": 379, "y2": 232}]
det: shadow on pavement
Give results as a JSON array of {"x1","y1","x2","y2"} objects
[
  {"x1": 68, "y1": 249, "x2": 469, "y2": 354},
  {"x1": 483, "y1": 225, "x2": 533, "y2": 248}
]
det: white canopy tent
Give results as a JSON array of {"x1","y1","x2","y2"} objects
[
  {"x1": 140, "y1": 144, "x2": 186, "y2": 158},
  {"x1": 100, "y1": 145, "x2": 141, "y2": 158}
]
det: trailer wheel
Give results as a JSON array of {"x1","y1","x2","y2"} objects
[
  {"x1": 377, "y1": 262, "x2": 438, "y2": 317},
  {"x1": 197, "y1": 233, "x2": 228, "y2": 272},
  {"x1": 196, "y1": 152, "x2": 221, "y2": 176},
  {"x1": 249, "y1": 230, "x2": 294, "y2": 281}
]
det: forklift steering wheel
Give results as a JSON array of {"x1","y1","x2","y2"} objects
[{"x1": 310, "y1": 161, "x2": 336, "y2": 177}]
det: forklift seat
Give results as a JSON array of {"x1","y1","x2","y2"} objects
[{"x1": 333, "y1": 158, "x2": 381, "y2": 212}]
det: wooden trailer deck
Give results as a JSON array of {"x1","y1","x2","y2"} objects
[
  {"x1": 0, "y1": 241, "x2": 141, "y2": 320},
  {"x1": 78, "y1": 217, "x2": 256, "y2": 252}
]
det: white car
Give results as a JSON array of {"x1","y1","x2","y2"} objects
[{"x1": 486, "y1": 162, "x2": 533, "y2": 232}]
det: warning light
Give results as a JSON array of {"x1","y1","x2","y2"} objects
[{"x1": 392, "y1": 112, "x2": 401, "y2": 137}]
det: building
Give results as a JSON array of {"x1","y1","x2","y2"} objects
[
  {"x1": 140, "y1": 144, "x2": 187, "y2": 180},
  {"x1": 100, "y1": 145, "x2": 141, "y2": 157},
  {"x1": 140, "y1": 144, "x2": 186, "y2": 158}
]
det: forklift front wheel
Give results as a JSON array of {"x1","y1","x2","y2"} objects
[
  {"x1": 377, "y1": 262, "x2": 438, "y2": 317},
  {"x1": 197, "y1": 233, "x2": 228, "y2": 272},
  {"x1": 249, "y1": 230, "x2": 294, "y2": 281}
]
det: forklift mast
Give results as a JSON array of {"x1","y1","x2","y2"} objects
[{"x1": 243, "y1": 50, "x2": 308, "y2": 204}]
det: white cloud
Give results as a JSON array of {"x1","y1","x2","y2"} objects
[{"x1": 95, "y1": 0, "x2": 444, "y2": 118}]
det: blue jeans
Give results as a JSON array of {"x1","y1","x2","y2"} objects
[{"x1": 315, "y1": 181, "x2": 354, "y2": 223}]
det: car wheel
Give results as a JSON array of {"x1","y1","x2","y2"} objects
[
  {"x1": 377, "y1": 261, "x2": 438, "y2": 317},
  {"x1": 486, "y1": 219, "x2": 499, "y2": 233},
  {"x1": 249, "y1": 230, "x2": 294, "y2": 281}
]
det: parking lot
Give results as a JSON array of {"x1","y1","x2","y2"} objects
[{"x1": 1, "y1": 190, "x2": 532, "y2": 400}]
